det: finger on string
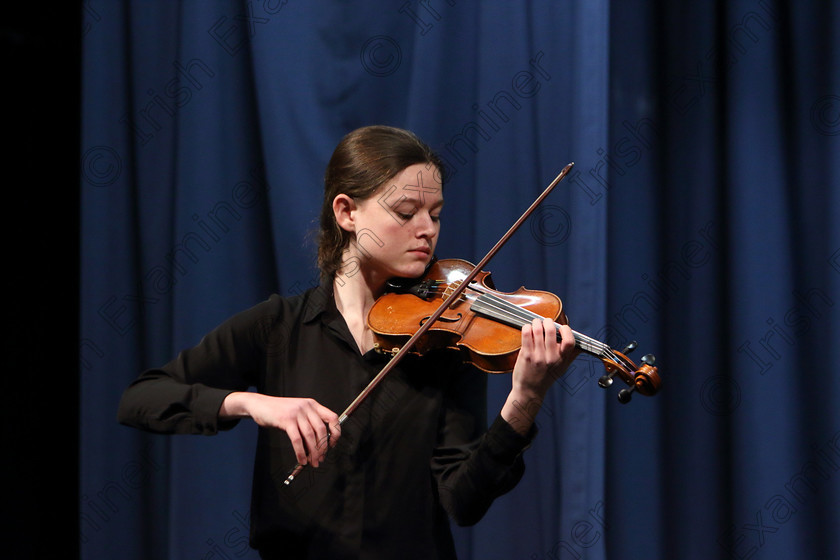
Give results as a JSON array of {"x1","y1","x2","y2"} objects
[
  {"x1": 559, "y1": 324, "x2": 577, "y2": 354},
  {"x1": 531, "y1": 318, "x2": 547, "y2": 361},
  {"x1": 520, "y1": 321, "x2": 535, "y2": 357}
]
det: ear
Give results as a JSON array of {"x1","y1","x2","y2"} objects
[{"x1": 332, "y1": 194, "x2": 357, "y2": 233}]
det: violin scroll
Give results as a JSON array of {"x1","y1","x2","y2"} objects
[{"x1": 598, "y1": 342, "x2": 661, "y2": 404}]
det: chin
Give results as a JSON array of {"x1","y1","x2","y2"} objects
[{"x1": 391, "y1": 261, "x2": 428, "y2": 279}]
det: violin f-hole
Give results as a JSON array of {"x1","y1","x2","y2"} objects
[{"x1": 420, "y1": 313, "x2": 462, "y2": 326}]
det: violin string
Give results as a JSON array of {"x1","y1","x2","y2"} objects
[
  {"x1": 419, "y1": 282, "x2": 632, "y2": 373},
  {"x1": 427, "y1": 282, "x2": 569, "y2": 341},
  {"x1": 481, "y1": 293, "x2": 634, "y2": 369},
  {"x1": 466, "y1": 291, "x2": 632, "y2": 369},
  {"x1": 476, "y1": 292, "x2": 601, "y2": 352}
]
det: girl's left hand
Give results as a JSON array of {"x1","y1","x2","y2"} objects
[{"x1": 501, "y1": 317, "x2": 579, "y2": 434}]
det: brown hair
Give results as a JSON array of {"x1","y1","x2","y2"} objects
[{"x1": 318, "y1": 125, "x2": 444, "y2": 279}]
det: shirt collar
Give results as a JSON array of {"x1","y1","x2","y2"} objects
[
  {"x1": 302, "y1": 282, "x2": 335, "y2": 324},
  {"x1": 303, "y1": 281, "x2": 372, "y2": 357}
]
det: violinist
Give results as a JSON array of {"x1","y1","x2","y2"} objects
[{"x1": 117, "y1": 125, "x2": 580, "y2": 559}]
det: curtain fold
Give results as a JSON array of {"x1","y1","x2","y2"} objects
[{"x1": 80, "y1": 1, "x2": 839, "y2": 558}]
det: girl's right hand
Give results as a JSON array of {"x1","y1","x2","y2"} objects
[{"x1": 220, "y1": 392, "x2": 341, "y2": 468}]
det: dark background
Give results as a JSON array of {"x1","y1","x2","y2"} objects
[{"x1": 5, "y1": 4, "x2": 80, "y2": 557}]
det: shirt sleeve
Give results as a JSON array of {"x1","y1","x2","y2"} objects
[
  {"x1": 430, "y1": 362, "x2": 537, "y2": 527},
  {"x1": 116, "y1": 296, "x2": 280, "y2": 435}
]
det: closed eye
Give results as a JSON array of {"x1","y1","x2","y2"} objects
[{"x1": 398, "y1": 212, "x2": 441, "y2": 223}]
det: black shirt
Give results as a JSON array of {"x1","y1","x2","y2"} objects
[{"x1": 117, "y1": 283, "x2": 535, "y2": 559}]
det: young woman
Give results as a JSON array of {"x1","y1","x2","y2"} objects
[{"x1": 118, "y1": 125, "x2": 579, "y2": 559}]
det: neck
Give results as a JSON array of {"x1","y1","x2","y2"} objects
[
  {"x1": 333, "y1": 254, "x2": 387, "y2": 354},
  {"x1": 333, "y1": 273, "x2": 376, "y2": 319}
]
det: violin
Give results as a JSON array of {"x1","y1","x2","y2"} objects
[{"x1": 368, "y1": 258, "x2": 661, "y2": 403}]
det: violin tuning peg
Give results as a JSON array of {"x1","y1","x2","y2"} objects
[
  {"x1": 641, "y1": 354, "x2": 656, "y2": 367},
  {"x1": 622, "y1": 341, "x2": 638, "y2": 355},
  {"x1": 598, "y1": 372, "x2": 615, "y2": 388},
  {"x1": 617, "y1": 385, "x2": 636, "y2": 404}
]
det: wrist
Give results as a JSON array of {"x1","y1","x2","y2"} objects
[
  {"x1": 500, "y1": 388, "x2": 546, "y2": 436},
  {"x1": 219, "y1": 391, "x2": 253, "y2": 419},
  {"x1": 510, "y1": 378, "x2": 550, "y2": 402}
]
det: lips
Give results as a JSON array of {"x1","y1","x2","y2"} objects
[{"x1": 409, "y1": 247, "x2": 431, "y2": 255}]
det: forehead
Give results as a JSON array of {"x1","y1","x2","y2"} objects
[{"x1": 382, "y1": 163, "x2": 443, "y2": 205}]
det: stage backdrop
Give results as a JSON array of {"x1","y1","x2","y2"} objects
[{"x1": 80, "y1": 1, "x2": 839, "y2": 559}]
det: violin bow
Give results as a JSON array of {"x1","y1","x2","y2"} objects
[{"x1": 283, "y1": 162, "x2": 575, "y2": 485}]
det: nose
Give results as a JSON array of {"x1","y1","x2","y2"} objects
[{"x1": 415, "y1": 211, "x2": 438, "y2": 239}]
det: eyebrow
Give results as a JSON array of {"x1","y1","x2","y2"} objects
[{"x1": 393, "y1": 195, "x2": 445, "y2": 209}]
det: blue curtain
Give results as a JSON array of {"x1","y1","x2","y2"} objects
[{"x1": 77, "y1": 1, "x2": 840, "y2": 559}]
